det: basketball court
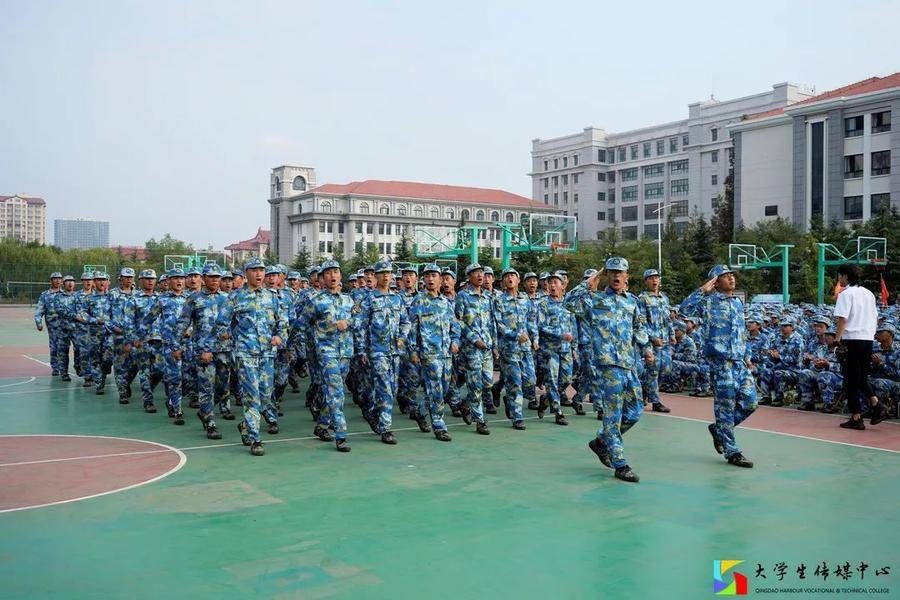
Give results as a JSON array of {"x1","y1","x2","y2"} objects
[{"x1": 1, "y1": 304, "x2": 898, "y2": 598}]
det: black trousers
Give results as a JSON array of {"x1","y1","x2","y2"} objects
[{"x1": 840, "y1": 339, "x2": 874, "y2": 414}]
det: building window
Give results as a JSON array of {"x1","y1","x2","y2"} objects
[
  {"x1": 608, "y1": 171, "x2": 616, "y2": 183},
  {"x1": 670, "y1": 200, "x2": 688, "y2": 217},
  {"x1": 669, "y1": 137, "x2": 677, "y2": 153},
  {"x1": 872, "y1": 193, "x2": 891, "y2": 214},
  {"x1": 292, "y1": 175, "x2": 307, "y2": 191},
  {"x1": 844, "y1": 116, "x2": 864, "y2": 137},
  {"x1": 476, "y1": 209, "x2": 485, "y2": 221},
  {"x1": 872, "y1": 111, "x2": 891, "y2": 133},
  {"x1": 430, "y1": 207, "x2": 439, "y2": 218},
  {"x1": 562, "y1": 174, "x2": 568, "y2": 185},
  {"x1": 711, "y1": 150, "x2": 719, "y2": 163},
  {"x1": 643, "y1": 163, "x2": 664, "y2": 178},
  {"x1": 573, "y1": 154, "x2": 579, "y2": 166},
  {"x1": 656, "y1": 140, "x2": 665, "y2": 155},
  {"x1": 597, "y1": 211, "x2": 605, "y2": 221},
  {"x1": 461, "y1": 209, "x2": 470, "y2": 221},
  {"x1": 844, "y1": 195, "x2": 863, "y2": 220},
  {"x1": 359, "y1": 202, "x2": 370, "y2": 214},
  {"x1": 764, "y1": 205, "x2": 778, "y2": 217},
  {"x1": 844, "y1": 154, "x2": 864, "y2": 179},
  {"x1": 621, "y1": 226, "x2": 638, "y2": 240},
  {"x1": 318, "y1": 241, "x2": 325, "y2": 253},
  {"x1": 321, "y1": 201, "x2": 333, "y2": 212},
  {"x1": 622, "y1": 206, "x2": 638, "y2": 222},
  {"x1": 609, "y1": 190, "x2": 616, "y2": 203},
  {"x1": 379, "y1": 204, "x2": 390, "y2": 215},
  {"x1": 491, "y1": 210, "x2": 500, "y2": 222},
  {"x1": 554, "y1": 158, "x2": 559, "y2": 169},
  {"x1": 645, "y1": 182, "x2": 664, "y2": 199},
  {"x1": 622, "y1": 168, "x2": 638, "y2": 181},
  {"x1": 563, "y1": 156, "x2": 568, "y2": 167},
  {"x1": 355, "y1": 222, "x2": 363, "y2": 234},
  {"x1": 378, "y1": 223, "x2": 385, "y2": 234},
  {"x1": 355, "y1": 241, "x2": 363, "y2": 253},
  {"x1": 574, "y1": 193, "x2": 579, "y2": 204},
  {"x1": 319, "y1": 221, "x2": 326, "y2": 233},
  {"x1": 544, "y1": 160, "x2": 549, "y2": 171},
  {"x1": 597, "y1": 192, "x2": 606, "y2": 202},
  {"x1": 398, "y1": 205, "x2": 407, "y2": 216},
  {"x1": 643, "y1": 225, "x2": 660, "y2": 240},
  {"x1": 682, "y1": 134, "x2": 689, "y2": 147},
  {"x1": 669, "y1": 159, "x2": 689, "y2": 174},
  {"x1": 711, "y1": 175, "x2": 718, "y2": 185},
  {"x1": 552, "y1": 176, "x2": 558, "y2": 187},
  {"x1": 644, "y1": 202, "x2": 660, "y2": 220},
  {"x1": 505, "y1": 212, "x2": 514, "y2": 222},
  {"x1": 597, "y1": 172, "x2": 606, "y2": 182},
  {"x1": 338, "y1": 222, "x2": 344, "y2": 234},
  {"x1": 410, "y1": 205, "x2": 421, "y2": 217},
  {"x1": 618, "y1": 147, "x2": 626, "y2": 162},
  {"x1": 598, "y1": 149, "x2": 606, "y2": 162},
  {"x1": 367, "y1": 223, "x2": 374, "y2": 234},
  {"x1": 446, "y1": 208, "x2": 455, "y2": 220},
  {"x1": 543, "y1": 194, "x2": 549, "y2": 204},
  {"x1": 670, "y1": 179, "x2": 689, "y2": 196},
  {"x1": 711, "y1": 128, "x2": 718, "y2": 142},
  {"x1": 643, "y1": 142, "x2": 651, "y2": 158},
  {"x1": 622, "y1": 185, "x2": 638, "y2": 201},
  {"x1": 543, "y1": 178, "x2": 548, "y2": 189},
  {"x1": 563, "y1": 191, "x2": 568, "y2": 203},
  {"x1": 630, "y1": 145, "x2": 638, "y2": 160},
  {"x1": 554, "y1": 193, "x2": 559, "y2": 205},
  {"x1": 573, "y1": 173, "x2": 579, "y2": 184},
  {"x1": 872, "y1": 150, "x2": 891, "y2": 176}
]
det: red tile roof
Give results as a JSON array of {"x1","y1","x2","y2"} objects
[
  {"x1": 225, "y1": 228, "x2": 271, "y2": 251},
  {"x1": 0, "y1": 194, "x2": 46, "y2": 206},
  {"x1": 744, "y1": 72, "x2": 900, "y2": 121},
  {"x1": 114, "y1": 246, "x2": 150, "y2": 261},
  {"x1": 312, "y1": 180, "x2": 543, "y2": 209}
]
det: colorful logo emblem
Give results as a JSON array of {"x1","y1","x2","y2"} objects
[{"x1": 714, "y1": 560, "x2": 748, "y2": 595}]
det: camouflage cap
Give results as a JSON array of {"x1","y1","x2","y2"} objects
[
  {"x1": 203, "y1": 264, "x2": 222, "y2": 276},
  {"x1": 877, "y1": 322, "x2": 897, "y2": 336},
  {"x1": 605, "y1": 257, "x2": 628, "y2": 271},
  {"x1": 465, "y1": 262, "x2": 484, "y2": 275},
  {"x1": 50, "y1": 272, "x2": 63, "y2": 279},
  {"x1": 583, "y1": 268, "x2": 598, "y2": 279},
  {"x1": 264, "y1": 265, "x2": 280, "y2": 276},
  {"x1": 400, "y1": 265, "x2": 418, "y2": 274},
  {"x1": 538, "y1": 271, "x2": 550, "y2": 280},
  {"x1": 220, "y1": 270, "x2": 234, "y2": 280},
  {"x1": 185, "y1": 267, "x2": 203, "y2": 276},
  {"x1": 708, "y1": 264, "x2": 735, "y2": 279},
  {"x1": 167, "y1": 268, "x2": 186, "y2": 278},
  {"x1": 374, "y1": 260, "x2": 393, "y2": 274},
  {"x1": 62, "y1": 275, "x2": 75, "y2": 283},
  {"x1": 422, "y1": 263, "x2": 442, "y2": 275},
  {"x1": 244, "y1": 257, "x2": 265, "y2": 270},
  {"x1": 500, "y1": 267, "x2": 519, "y2": 278},
  {"x1": 442, "y1": 268, "x2": 457, "y2": 279},
  {"x1": 92, "y1": 271, "x2": 109, "y2": 280},
  {"x1": 320, "y1": 259, "x2": 341, "y2": 272},
  {"x1": 643, "y1": 268, "x2": 660, "y2": 279},
  {"x1": 139, "y1": 269, "x2": 157, "y2": 279},
  {"x1": 523, "y1": 271, "x2": 538, "y2": 280},
  {"x1": 232, "y1": 268, "x2": 244, "y2": 278},
  {"x1": 287, "y1": 271, "x2": 300, "y2": 280},
  {"x1": 483, "y1": 266, "x2": 494, "y2": 276},
  {"x1": 120, "y1": 267, "x2": 136, "y2": 278},
  {"x1": 80, "y1": 272, "x2": 93, "y2": 280}
]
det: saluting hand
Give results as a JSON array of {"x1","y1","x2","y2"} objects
[
  {"x1": 700, "y1": 277, "x2": 718, "y2": 294},
  {"x1": 336, "y1": 320, "x2": 349, "y2": 332}
]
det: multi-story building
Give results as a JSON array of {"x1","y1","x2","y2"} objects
[
  {"x1": 225, "y1": 228, "x2": 271, "y2": 265},
  {"x1": 0, "y1": 195, "x2": 47, "y2": 244},
  {"x1": 530, "y1": 83, "x2": 814, "y2": 241},
  {"x1": 267, "y1": 166, "x2": 560, "y2": 263},
  {"x1": 53, "y1": 218, "x2": 109, "y2": 250},
  {"x1": 731, "y1": 72, "x2": 899, "y2": 229}
]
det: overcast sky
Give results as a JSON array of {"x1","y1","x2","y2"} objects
[{"x1": 2, "y1": 0, "x2": 898, "y2": 249}]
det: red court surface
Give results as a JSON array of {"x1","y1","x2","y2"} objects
[{"x1": 0, "y1": 435, "x2": 185, "y2": 513}]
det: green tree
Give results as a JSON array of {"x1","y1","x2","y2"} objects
[
  {"x1": 291, "y1": 247, "x2": 311, "y2": 272},
  {"x1": 144, "y1": 234, "x2": 194, "y2": 266},
  {"x1": 394, "y1": 231, "x2": 414, "y2": 262}
]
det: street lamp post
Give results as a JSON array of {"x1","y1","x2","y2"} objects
[{"x1": 651, "y1": 201, "x2": 675, "y2": 281}]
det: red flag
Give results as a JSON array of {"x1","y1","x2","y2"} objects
[{"x1": 881, "y1": 274, "x2": 889, "y2": 307}]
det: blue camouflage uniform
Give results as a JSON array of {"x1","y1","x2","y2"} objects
[
  {"x1": 454, "y1": 265, "x2": 495, "y2": 427},
  {"x1": 78, "y1": 278, "x2": 114, "y2": 390},
  {"x1": 133, "y1": 276, "x2": 165, "y2": 408},
  {"x1": 73, "y1": 279, "x2": 94, "y2": 379},
  {"x1": 768, "y1": 325, "x2": 804, "y2": 404},
  {"x1": 33, "y1": 280, "x2": 63, "y2": 375},
  {"x1": 666, "y1": 323, "x2": 698, "y2": 390},
  {"x1": 494, "y1": 270, "x2": 536, "y2": 425},
  {"x1": 51, "y1": 284, "x2": 78, "y2": 377},
  {"x1": 141, "y1": 278, "x2": 189, "y2": 417},
  {"x1": 539, "y1": 282, "x2": 576, "y2": 418},
  {"x1": 869, "y1": 331, "x2": 900, "y2": 404},
  {"x1": 637, "y1": 276, "x2": 671, "y2": 408},
  {"x1": 108, "y1": 274, "x2": 139, "y2": 398}
]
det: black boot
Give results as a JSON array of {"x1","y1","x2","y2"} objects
[
  {"x1": 588, "y1": 437, "x2": 612, "y2": 468},
  {"x1": 475, "y1": 422, "x2": 491, "y2": 435},
  {"x1": 381, "y1": 432, "x2": 397, "y2": 445},
  {"x1": 335, "y1": 438, "x2": 351, "y2": 452},
  {"x1": 726, "y1": 453, "x2": 754, "y2": 468},
  {"x1": 314, "y1": 425, "x2": 334, "y2": 441},
  {"x1": 614, "y1": 465, "x2": 640, "y2": 483}
]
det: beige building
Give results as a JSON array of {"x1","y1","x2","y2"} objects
[
  {"x1": 225, "y1": 228, "x2": 271, "y2": 265},
  {"x1": 1, "y1": 194, "x2": 47, "y2": 244}
]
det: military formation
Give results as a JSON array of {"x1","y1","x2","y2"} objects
[{"x1": 32, "y1": 258, "x2": 897, "y2": 482}]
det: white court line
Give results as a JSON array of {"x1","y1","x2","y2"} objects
[
  {"x1": 645, "y1": 411, "x2": 900, "y2": 454},
  {"x1": 20, "y1": 354, "x2": 51, "y2": 367},
  {"x1": 0, "y1": 377, "x2": 36, "y2": 389},
  {"x1": 0, "y1": 434, "x2": 186, "y2": 514}
]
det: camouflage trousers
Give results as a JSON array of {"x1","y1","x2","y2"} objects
[
  {"x1": 541, "y1": 349, "x2": 573, "y2": 414},
  {"x1": 640, "y1": 345, "x2": 671, "y2": 405},
  {"x1": 85, "y1": 331, "x2": 113, "y2": 387},
  {"x1": 317, "y1": 356, "x2": 350, "y2": 440},
  {"x1": 197, "y1": 352, "x2": 231, "y2": 428},
  {"x1": 572, "y1": 344, "x2": 593, "y2": 402},
  {"x1": 397, "y1": 355, "x2": 421, "y2": 414},
  {"x1": 870, "y1": 376, "x2": 900, "y2": 405},
  {"x1": 462, "y1": 347, "x2": 493, "y2": 425},
  {"x1": 799, "y1": 369, "x2": 842, "y2": 406},
  {"x1": 136, "y1": 340, "x2": 164, "y2": 404},
  {"x1": 498, "y1": 352, "x2": 526, "y2": 423},
  {"x1": 419, "y1": 355, "x2": 449, "y2": 431},
  {"x1": 162, "y1": 347, "x2": 183, "y2": 413},
  {"x1": 112, "y1": 338, "x2": 139, "y2": 397},
  {"x1": 73, "y1": 325, "x2": 92, "y2": 377},
  {"x1": 670, "y1": 360, "x2": 710, "y2": 392},
  {"x1": 709, "y1": 359, "x2": 757, "y2": 459},
  {"x1": 347, "y1": 355, "x2": 370, "y2": 408},
  {"x1": 273, "y1": 349, "x2": 291, "y2": 403},
  {"x1": 54, "y1": 326, "x2": 74, "y2": 376},
  {"x1": 45, "y1": 323, "x2": 63, "y2": 374},
  {"x1": 593, "y1": 365, "x2": 643, "y2": 470},
  {"x1": 772, "y1": 368, "x2": 800, "y2": 400},
  {"x1": 368, "y1": 354, "x2": 399, "y2": 434},
  {"x1": 521, "y1": 351, "x2": 537, "y2": 406},
  {"x1": 445, "y1": 354, "x2": 463, "y2": 409},
  {"x1": 235, "y1": 354, "x2": 278, "y2": 444},
  {"x1": 181, "y1": 342, "x2": 198, "y2": 405}
]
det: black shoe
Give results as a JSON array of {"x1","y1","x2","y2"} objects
[
  {"x1": 537, "y1": 396, "x2": 548, "y2": 419},
  {"x1": 461, "y1": 406, "x2": 473, "y2": 425},
  {"x1": 652, "y1": 402, "x2": 671, "y2": 413},
  {"x1": 561, "y1": 398, "x2": 573, "y2": 407},
  {"x1": 823, "y1": 404, "x2": 842, "y2": 414},
  {"x1": 475, "y1": 422, "x2": 491, "y2": 435},
  {"x1": 840, "y1": 418, "x2": 865, "y2": 430},
  {"x1": 381, "y1": 432, "x2": 397, "y2": 445},
  {"x1": 314, "y1": 425, "x2": 334, "y2": 442},
  {"x1": 82, "y1": 381, "x2": 93, "y2": 388},
  {"x1": 416, "y1": 415, "x2": 431, "y2": 433},
  {"x1": 188, "y1": 399, "x2": 199, "y2": 409},
  {"x1": 206, "y1": 425, "x2": 222, "y2": 440},
  {"x1": 267, "y1": 422, "x2": 279, "y2": 435},
  {"x1": 196, "y1": 411, "x2": 210, "y2": 426},
  {"x1": 166, "y1": 404, "x2": 176, "y2": 418},
  {"x1": 51, "y1": 370, "x2": 59, "y2": 377},
  {"x1": 451, "y1": 407, "x2": 462, "y2": 418},
  {"x1": 758, "y1": 397, "x2": 772, "y2": 406},
  {"x1": 504, "y1": 402, "x2": 512, "y2": 420},
  {"x1": 434, "y1": 429, "x2": 452, "y2": 442},
  {"x1": 250, "y1": 442, "x2": 265, "y2": 456},
  {"x1": 484, "y1": 404, "x2": 497, "y2": 415},
  {"x1": 588, "y1": 437, "x2": 612, "y2": 468},
  {"x1": 95, "y1": 387, "x2": 105, "y2": 395},
  {"x1": 527, "y1": 400, "x2": 539, "y2": 411},
  {"x1": 573, "y1": 403, "x2": 586, "y2": 416},
  {"x1": 238, "y1": 421, "x2": 251, "y2": 446},
  {"x1": 235, "y1": 398, "x2": 243, "y2": 407},
  {"x1": 220, "y1": 408, "x2": 236, "y2": 421},
  {"x1": 798, "y1": 402, "x2": 817, "y2": 411},
  {"x1": 144, "y1": 402, "x2": 157, "y2": 414},
  {"x1": 870, "y1": 403, "x2": 888, "y2": 426},
  {"x1": 708, "y1": 423, "x2": 724, "y2": 455},
  {"x1": 291, "y1": 386, "x2": 300, "y2": 394},
  {"x1": 173, "y1": 412, "x2": 185, "y2": 426},
  {"x1": 555, "y1": 413, "x2": 569, "y2": 426},
  {"x1": 727, "y1": 453, "x2": 754, "y2": 468},
  {"x1": 512, "y1": 420, "x2": 526, "y2": 430},
  {"x1": 335, "y1": 439, "x2": 351, "y2": 452},
  {"x1": 614, "y1": 465, "x2": 639, "y2": 483},
  {"x1": 61, "y1": 374, "x2": 71, "y2": 382},
  {"x1": 118, "y1": 395, "x2": 129, "y2": 405}
]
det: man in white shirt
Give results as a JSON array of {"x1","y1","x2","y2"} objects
[{"x1": 833, "y1": 264, "x2": 888, "y2": 429}]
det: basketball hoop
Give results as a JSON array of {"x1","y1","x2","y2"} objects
[
  {"x1": 871, "y1": 258, "x2": 888, "y2": 271},
  {"x1": 550, "y1": 242, "x2": 571, "y2": 254}
]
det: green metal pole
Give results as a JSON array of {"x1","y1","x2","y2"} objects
[
  {"x1": 779, "y1": 245, "x2": 791, "y2": 304},
  {"x1": 469, "y1": 228, "x2": 480, "y2": 265},
  {"x1": 501, "y1": 228, "x2": 511, "y2": 270},
  {"x1": 817, "y1": 244, "x2": 826, "y2": 306}
]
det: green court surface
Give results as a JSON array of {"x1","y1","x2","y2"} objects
[{"x1": 1, "y1": 306, "x2": 898, "y2": 599}]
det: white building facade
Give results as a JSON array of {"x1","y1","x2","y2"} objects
[
  {"x1": 268, "y1": 166, "x2": 561, "y2": 264},
  {"x1": 53, "y1": 218, "x2": 109, "y2": 250},
  {"x1": 530, "y1": 83, "x2": 814, "y2": 241},
  {"x1": 1, "y1": 195, "x2": 46, "y2": 244}
]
